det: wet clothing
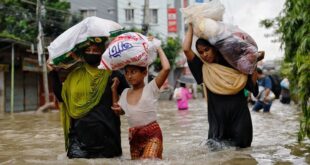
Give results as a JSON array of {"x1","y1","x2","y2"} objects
[
  {"x1": 118, "y1": 79, "x2": 160, "y2": 128},
  {"x1": 60, "y1": 64, "x2": 111, "y2": 150},
  {"x1": 253, "y1": 76, "x2": 273, "y2": 112},
  {"x1": 280, "y1": 88, "x2": 291, "y2": 104},
  {"x1": 188, "y1": 56, "x2": 258, "y2": 148},
  {"x1": 118, "y1": 79, "x2": 163, "y2": 159},
  {"x1": 49, "y1": 66, "x2": 129, "y2": 158},
  {"x1": 129, "y1": 121, "x2": 163, "y2": 159},
  {"x1": 173, "y1": 87, "x2": 192, "y2": 110}
]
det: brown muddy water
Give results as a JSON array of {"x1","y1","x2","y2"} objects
[{"x1": 0, "y1": 99, "x2": 309, "y2": 165}]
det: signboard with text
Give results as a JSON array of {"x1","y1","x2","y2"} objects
[{"x1": 167, "y1": 8, "x2": 177, "y2": 32}]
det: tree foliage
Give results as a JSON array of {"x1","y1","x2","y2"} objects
[
  {"x1": 153, "y1": 37, "x2": 182, "y2": 71},
  {"x1": 0, "y1": 0, "x2": 80, "y2": 42},
  {"x1": 260, "y1": 0, "x2": 310, "y2": 141},
  {"x1": 0, "y1": 0, "x2": 36, "y2": 41}
]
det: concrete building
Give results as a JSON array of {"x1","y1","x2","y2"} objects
[
  {"x1": 68, "y1": 0, "x2": 118, "y2": 22},
  {"x1": 0, "y1": 39, "x2": 49, "y2": 113},
  {"x1": 117, "y1": 0, "x2": 170, "y2": 39}
]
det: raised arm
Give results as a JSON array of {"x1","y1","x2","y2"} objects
[
  {"x1": 155, "y1": 47, "x2": 170, "y2": 88},
  {"x1": 183, "y1": 24, "x2": 196, "y2": 61}
]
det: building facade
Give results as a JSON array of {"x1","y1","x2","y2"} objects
[
  {"x1": 68, "y1": 0, "x2": 118, "y2": 22},
  {"x1": 0, "y1": 40, "x2": 40, "y2": 113},
  {"x1": 117, "y1": 0, "x2": 170, "y2": 39}
]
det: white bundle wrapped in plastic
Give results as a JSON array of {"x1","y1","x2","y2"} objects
[
  {"x1": 181, "y1": 0, "x2": 225, "y2": 24},
  {"x1": 99, "y1": 32, "x2": 159, "y2": 70},
  {"x1": 182, "y1": 1, "x2": 259, "y2": 74},
  {"x1": 47, "y1": 16, "x2": 123, "y2": 68},
  {"x1": 146, "y1": 37, "x2": 161, "y2": 64}
]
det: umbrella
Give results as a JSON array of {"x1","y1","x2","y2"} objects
[{"x1": 178, "y1": 75, "x2": 196, "y2": 84}]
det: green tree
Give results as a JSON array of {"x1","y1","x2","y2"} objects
[
  {"x1": 0, "y1": 0, "x2": 80, "y2": 42},
  {"x1": 153, "y1": 37, "x2": 182, "y2": 71},
  {"x1": 260, "y1": 0, "x2": 310, "y2": 141},
  {"x1": 0, "y1": 0, "x2": 36, "y2": 41}
]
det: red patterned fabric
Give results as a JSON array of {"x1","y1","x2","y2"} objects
[{"x1": 129, "y1": 121, "x2": 163, "y2": 160}]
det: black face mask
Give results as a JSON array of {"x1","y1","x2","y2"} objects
[{"x1": 83, "y1": 55, "x2": 101, "y2": 66}]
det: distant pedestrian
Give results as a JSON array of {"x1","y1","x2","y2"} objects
[
  {"x1": 252, "y1": 68, "x2": 274, "y2": 112},
  {"x1": 173, "y1": 82, "x2": 192, "y2": 110},
  {"x1": 280, "y1": 78, "x2": 291, "y2": 104}
]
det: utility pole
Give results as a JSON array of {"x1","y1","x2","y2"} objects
[
  {"x1": 142, "y1": 0, "x2": 150, "y2": 83},
  {"x1": 36, "y1": 0, "x2": 50, "y2": 108},
  {"x1": 142, "y1": 0, "x2": 149, "y2": 35}
]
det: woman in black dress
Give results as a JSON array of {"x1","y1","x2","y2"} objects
[
  {"x1": 48, "y1": 43, "x2": 129, "y2": 158},
  {"x1": 183, "y1": 24, "x2": 258, "y2": 150}
]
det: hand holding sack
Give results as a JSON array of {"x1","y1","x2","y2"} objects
[
  {"x1": 258, "y1": 86, "x2": 276, "y2": 102},
  {"x1": 98, "y1": 32, "x2": 160, "y2": 70},
  {"x1": 47, "y1": 16, "x2": 123, "y2": 69}
]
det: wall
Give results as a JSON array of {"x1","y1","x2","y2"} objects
[
  {"x1": 69, "y1": 0, "x2": 118, "y2": 21},
  {"x1": 117, "y1": 0, "x2": 168, "y2": 39}
]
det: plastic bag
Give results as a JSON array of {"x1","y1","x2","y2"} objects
[
  {"x1": 211, "y1": 23, "x2": 259, "y2": 74},
  {"x1": 280, "y1": 78, "x2": 289, "y2": 89},
  {"x1": 192, "y1": 20, "x2": 259, "y2": 74},
  {"x1": 147, "y1": 37, "x2": 161, "y2": 64},
  {"x1": 98, "y1": 32, "x2": 150, "y2": 70},
  {"x1": 181, "y1": 0, "x2": 225, "y2": 24},
  {"x1": 47, "y1": 16, "x2": 123, "y2": 69},
  {"x1": 258, "y1": 86, "x2": 276, "y2": 102},
  {"x1": 173, "y1": 88, "x2": 182, "y2": 100}
]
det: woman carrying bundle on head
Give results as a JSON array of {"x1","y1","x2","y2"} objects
[{"x1": 183, "y1": 23, "x2": 261, "y2": 150}]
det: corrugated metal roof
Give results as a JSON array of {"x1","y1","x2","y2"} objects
[{"x1": 0, "y1": 38, "x2": 33, "y2": 47}]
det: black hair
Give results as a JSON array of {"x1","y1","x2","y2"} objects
[
  {"x1": 195, "y1": 38, "x2": 213, "y2": 50},
  {"x1": 124, "y1": 65, "x2": 147, "y2": 72},
  {"x1": 256, "y1": 67, "x2": 263, "y2": 74},
  {"x1": 180, "y1": 82, "x2": 186, "y2": 87}
]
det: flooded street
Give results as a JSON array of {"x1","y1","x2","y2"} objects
[{"x1": 0, "y1": 99, "x2": 309, "y2": 165}]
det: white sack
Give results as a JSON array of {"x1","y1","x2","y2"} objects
[
  {"x1": 98, "y1": 32, "x2": 150, "y2": 70},
  {"x1": 180, "y1": 0, "x2": 225, "y2": 24},
  {"x1": 47, "y1": 16, "x2": 123, "y2": 68}
]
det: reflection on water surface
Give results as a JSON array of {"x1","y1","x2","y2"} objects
[{"x1": 0, "y1": 99, "x2": 309, "y2": 164}]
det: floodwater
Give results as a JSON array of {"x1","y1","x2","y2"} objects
[{"x1": 0, "y1": 99, "x2": 309, "y2": 165}]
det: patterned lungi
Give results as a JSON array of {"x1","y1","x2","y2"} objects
[{"x1": 129, "y1": 121, "x2": 163, "y2": 160}]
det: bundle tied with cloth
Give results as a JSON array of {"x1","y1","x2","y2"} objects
[
  {"x1": 47, "y1": 16, "x2": 124, "y2": 69},
  {"x1": 181, "y1": 0, "x2": 260, "y2": 75},
  {"x1": 98, "y1": 32, "x2": 161, "y2": 70},
  {"x1": 181, "y1": 0, "x2": 257, "y2": 95}
]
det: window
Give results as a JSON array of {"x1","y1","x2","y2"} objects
[
  {"x1": 125, "y1": 9, "x2": 134, "y2": 22},
  {"x1": 149, "y1": 9, "x2": 158, "y2": 24},
  {"x1": 80, "y1": 9, "x2": 97, "y2": 18}
]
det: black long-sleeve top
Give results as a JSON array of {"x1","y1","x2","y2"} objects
[{"x1": 49, "y1": 70, "x2": 129, "y2": 158}]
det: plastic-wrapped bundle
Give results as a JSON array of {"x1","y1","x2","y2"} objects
[
  {"x1": 192, "y1": 19, "x2": 259, "y2": 74},
  {"x1": 99, "y1": 32, "x2": 159, "y2": 70},
  {"x1": 47, "y1": 16, "x2": 123, "y2": 69},
  {"x1": 211, "y1": 24, "x2": 259, "y2": 74},
  {"x1": 181, "y1": 0, "x2": 225, "y2": 23},
  {"x1": 182, "y1": 1, "x2": 259, "y2": 74}
]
